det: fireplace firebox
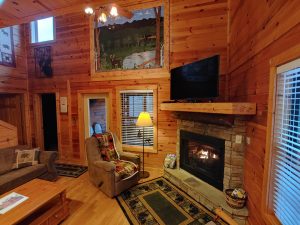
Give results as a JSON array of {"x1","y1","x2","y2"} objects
[{"x1": 180, "y1": 130, "x2": 225, "y2": 190}]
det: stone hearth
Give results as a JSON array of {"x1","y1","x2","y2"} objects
[{"x1": 164, "y1": 116, "x2": 249, "y2": 224}]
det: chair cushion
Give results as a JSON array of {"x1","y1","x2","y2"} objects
[
  {"x1": 94, "y1": 132, "x2": 119, "y2": 161},
  {"x1": 113, "y1": 160, "x2": 138, "y2": 181},
  {"x1": 0, "y1": 164, "x2": 47, "y2": 195}
]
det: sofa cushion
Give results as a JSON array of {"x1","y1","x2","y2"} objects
[
  {"x1": 94, "y1": 132, "x2": 119, "y2": 161},
  {"x1": 0, "y1": 148, "x2": 15, "y2": 175},
  {"x1": 0, "y1": 164, "x2": 47, "y2": 195},
  {"x1": 13, "y1": 148, "x2": 40, "y2": 169}
]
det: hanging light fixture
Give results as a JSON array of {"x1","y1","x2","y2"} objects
[
  {"x1": 84, "y1": 7, "x2": 94, "y2": 15},
  {"x1": 110, "y1": 6, "x2": 118, "y2": 17},
  {"x1": 98, "y1": 12, "x2": 107, "y2": 23}
]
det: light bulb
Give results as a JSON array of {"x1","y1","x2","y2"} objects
[
  {"x1": 98, "y1": 12, "x2": 107, "y2": 23},
  {"x1": 84, "y1": 7, "x2": 94, "y2": 15},
  {"x1": 110, "y1": 6, "x2": 118, "y2": 17}
]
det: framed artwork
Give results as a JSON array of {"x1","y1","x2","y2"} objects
[
  {"x1": 0, "y1": 27, "x2": 15, "y2": 67},
  {"x1": 34, "y1": 46, "x2": 53, "y2": 77},
  {"x1": 95, "y1": 6, "x2": 164, "y2": 71}
]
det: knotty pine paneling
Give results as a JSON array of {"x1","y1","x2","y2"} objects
[
  {"x1": 0, "y1": 25, "x2": 28, "y2": 92},
  {"x1": 26, "y1": 0, "x2": 228, "y2": 167},
  {"x1": 228, "y1": 1, "x2": 300, "y2": 224},
  {"x1": 170, "y1": 0, "x2": 228, "y2": 100}
]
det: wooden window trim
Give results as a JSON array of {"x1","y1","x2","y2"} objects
[
  {"x1": 116, "y1": 85, "x2": 158, "y2": 153},
  {"x1": 30, "y1": 17, "x2": 56, "y2": 46},
  {"x1": 262, "y1": 43, "x2": 300, "y2": 225},
  {"x1": 89, "y1": 0, "x2": 170, "y2": 81}
]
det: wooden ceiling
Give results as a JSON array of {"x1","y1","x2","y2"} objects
[{"x1": 0, "y1": 0, "x2": 140, "y2": 28}]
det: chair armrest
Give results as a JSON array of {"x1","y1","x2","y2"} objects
[
  {"x1": 119, "y1": 152, "x2": 140, "y2": 165},
  {"x1": 94, "y1": 160, "x2": 116, "y2": 172},
  {"x1": 39, "y1": 151, "x2": 58, "y2": 180}
]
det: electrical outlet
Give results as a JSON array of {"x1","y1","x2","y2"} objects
[
  {"x1": 235, "y1": 135, "x2": 242, "y2": 144},
  {"x1": 246, "y1": 137, "x2": 251, "y2": 145}
]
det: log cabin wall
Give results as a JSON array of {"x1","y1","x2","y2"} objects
[
  {"x1": 228, "y1": 1, "x2": 300, "y2": 224},
  {"x1": 26, "y1": 0, "x2": 228, "y2": 167},
  {"x1": 0, "y1": 25, "x2": 28, "y2": 93},
  {"x1": 0, "y1": 25, "x2": 31, "y2": 146}
]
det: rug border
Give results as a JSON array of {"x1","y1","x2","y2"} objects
[
  {"x1": 55, "y1": 163, "x2": 88, "y2": 178},
  {"x1": 116, "y1": 177, "x2": 228, "y2": 225}
]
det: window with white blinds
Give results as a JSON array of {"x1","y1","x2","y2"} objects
[
  {"x1": 272, "y1": 63, "x2": 300, "y2": 224},
  {"x1": 120, "y1": 90, "x2": 154, "y2": 147}
]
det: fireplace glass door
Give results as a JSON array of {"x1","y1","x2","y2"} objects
[{"x1": 180, "y1": 130, "x2": 225, "y2": 190}]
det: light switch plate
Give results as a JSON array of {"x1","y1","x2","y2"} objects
[
  {"x1": 235, "y1": 135, "x2": 242, "y2": 144},
  {"x1": 246, "y1": 137, "x2": 251, "y2": 145}
]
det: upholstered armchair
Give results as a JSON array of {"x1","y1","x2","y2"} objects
[{"x1": 85, "y1": 133, "x2": 140, "y2": 198}]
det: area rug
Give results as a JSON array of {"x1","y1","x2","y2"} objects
[
  {"x1": 55, "y1": 163, "x2": 88, "y2": 178},
  {"x1": 116, "y1": 177, "x2": 227, "y2": 225}
]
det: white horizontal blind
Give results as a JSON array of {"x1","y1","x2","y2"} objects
[
  {"x1": 120, "y1": 90, "x2": 153, "y2": 147},
  {"x1": 273, "y1": 65, "x2": 300, "y2": 225}
]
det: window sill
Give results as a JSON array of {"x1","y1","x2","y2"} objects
[
  {"x1": 122, "y1": 144, "x2": 157, "y2": 153},
  {"x1": 30, "y1": 39, "x2": 56, "y2": 47}
]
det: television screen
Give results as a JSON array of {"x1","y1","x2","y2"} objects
[{"x1": 170, "y1": 55, "x2": 219, "y2": 100}]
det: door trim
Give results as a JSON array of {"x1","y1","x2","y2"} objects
[
  {"x1": 33, "y1": 92, "x2": 61, "y2": 156},
  {"x1": 77, "y1": 89, "x2": 112, "y2": 164}
]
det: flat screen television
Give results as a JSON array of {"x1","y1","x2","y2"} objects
[{"x1": 170, "y1": 55, "x2": 219, "y2": 101}]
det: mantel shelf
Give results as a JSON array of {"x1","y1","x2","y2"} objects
[{"x1": 160, "y1": 102, "x2": 257, "y2": 115}]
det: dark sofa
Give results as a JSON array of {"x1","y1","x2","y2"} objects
[{"x1": 0, "y1": 146, "x2": 58, "y2": 195}]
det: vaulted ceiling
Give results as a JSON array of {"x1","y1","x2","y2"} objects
[{"x1": 0, "y1": 0, "x2": 151, "y2": 28}]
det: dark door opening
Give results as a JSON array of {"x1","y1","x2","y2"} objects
[{"x1": 41, "y1": 93, "x2": 58, "y2": 151}]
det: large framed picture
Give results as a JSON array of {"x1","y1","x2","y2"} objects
[
  {"x1": 34, "y1": 46, "x2": 53, "y2": 78},
  {"x1": 95, "y1": 6, "x2": 164, "y2": 71},
  {"x1": 0, "y1": 27, "x2": 16, "y2": 67}
]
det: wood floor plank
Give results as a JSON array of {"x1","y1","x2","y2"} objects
[{"x1": 57, "y1": 166, "x2": 163, "y2": 225}]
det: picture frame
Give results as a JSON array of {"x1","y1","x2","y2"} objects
[
  {"x1": 0, "y1": 27, "x2": 16, "y2": 67},
  {"x1": 34, "y1": 46, "x2": 53, "y2": 78}
]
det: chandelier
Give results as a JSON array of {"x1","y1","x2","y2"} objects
[{"x1": 84, "y1": 4, "x2": 132, "y2": 24}]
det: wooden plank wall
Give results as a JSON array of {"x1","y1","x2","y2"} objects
[
  {"x1": 0, "y1": 120, "x2": 18, "y2": 148},
  {"x1": 26, "y1": 0, "x2": 228, "y2": 167},
  {"x1": 170, "y1": 0, "x2": 228, "y2": 99},
  {"x1": 228, "y1": 1, "x2": 300, "y2": 224},
  {"x1": 0, "y1": 94, "x2": 26, "y2": 144},
  {"x1": 0, "y1": 25, "x2": 28, "y2": 93}
]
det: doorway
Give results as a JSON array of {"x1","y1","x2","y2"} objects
[
  {"x1": 41, "y1": 93, "x2": 58, "y2": 151},
  {"x1": 83, "y1": 94, "x2": 109, "y2": 139}
]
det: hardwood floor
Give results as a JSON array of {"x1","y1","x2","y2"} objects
[{"x1": 57, "y1": 166, "x2": 164, "y2": 225}]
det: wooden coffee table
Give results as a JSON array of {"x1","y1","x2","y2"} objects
[{"x1": 0, "y1": 179, "x2": 69, "y2": 225}]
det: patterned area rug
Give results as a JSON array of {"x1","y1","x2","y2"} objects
[
  {"x1": 116, "y1": 177, "x2": 227, "y2": 225},
  {"x1": 55, "y1": 163, "x2": 88, "y2": 178}
]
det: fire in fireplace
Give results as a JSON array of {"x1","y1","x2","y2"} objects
[{"x1": 180, "y1": 130, "x2": 225, "y2": 190}]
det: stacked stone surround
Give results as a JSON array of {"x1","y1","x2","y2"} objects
[
  {"x1": 164, "y1": 116, "x2": 249, "y2": 224},
  {"x1": 176, "y1": 117, "x2": 247, "y2": 190}
]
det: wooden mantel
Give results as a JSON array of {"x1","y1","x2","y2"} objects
[{"x1": 160, "y1": 102, "x2": 256, "y2": 115}]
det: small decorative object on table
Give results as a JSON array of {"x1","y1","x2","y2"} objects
[
  {"x1": 164, "y1": 154, "x2": 176, "y2": 169},
  {"x1": 225, "y1": 188, "x2": 247, "y2": 209}
]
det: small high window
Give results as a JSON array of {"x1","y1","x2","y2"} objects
[{"x1": 30, "y1": 17, "x2": 55, "y2": 44}]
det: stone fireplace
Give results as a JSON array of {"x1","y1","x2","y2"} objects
[
  {"x1": 180, "y1": 130, "x2": 225, "y2": 191},
  {"x1": 177, "y1": 117, "x2": 246, "y2": 191},
  {"x1": 164, "y1": 116, "x2": 249, "y2": 224}
]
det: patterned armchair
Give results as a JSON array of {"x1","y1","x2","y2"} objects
[{"x1": 85, "y1": 132, "x2": 140, "y2": 198}]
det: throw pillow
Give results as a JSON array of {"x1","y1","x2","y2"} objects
[
  {"x1": 13, "y1": 148, "x2": 40, "y2": 169},
  {"x1": 94, "y1": 132, "x2": 119, "y2": 161}
]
